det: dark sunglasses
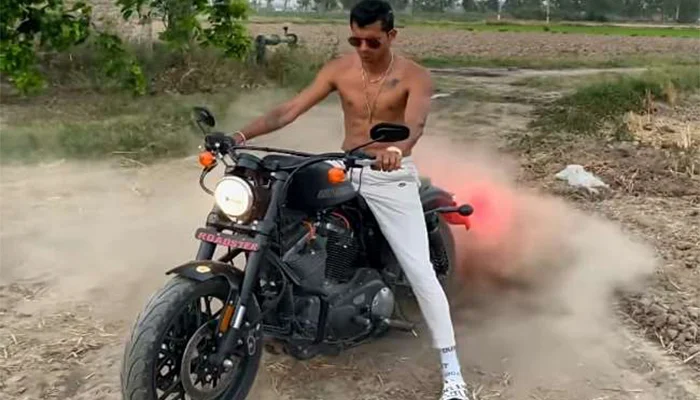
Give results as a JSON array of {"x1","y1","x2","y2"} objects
[{"x1": 348, "y1": 36, "x2": 382, "y2": 49}]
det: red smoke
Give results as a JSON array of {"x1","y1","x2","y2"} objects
[{"x1": 413, "y1": 140, "x2": 568, "y2": 291}]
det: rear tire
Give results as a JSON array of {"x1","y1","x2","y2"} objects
[
  {"x1": 435, "y1": 217, "x2": 458, "y2": 296},
  {"x1": 392, "y1": 217, "x2": 458, "y2": 324},
  {"x1": 120, "y1": 276, "x2": 262, "y2": 400}
]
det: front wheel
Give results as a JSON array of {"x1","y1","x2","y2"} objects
[{"x1": 120, "y1": 276, "x2": 262, "y2": 400}]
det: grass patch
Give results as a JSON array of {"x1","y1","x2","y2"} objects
[
  {"x1": 510, "y1": 71, "x2": 640, "y2": 90},
  {"x1": 0, "y1": 92, "x2": 234, "y2": 163},
  {"x1": 530, "y1": 66, "x2": 700, "y2": 137},
  {"x1": 31, "y1": 40, "x2": 327, "y2": 96},
  {"x1": 261, "y1": 45, "x2": 332, "y2": 91},
  {"x1": 1, "y1": 39, "x2": 330, "y2": 164}
]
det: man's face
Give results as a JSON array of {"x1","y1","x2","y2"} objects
[{"x1": 348, "y1": 21, "x2": 396, "y2": 63}]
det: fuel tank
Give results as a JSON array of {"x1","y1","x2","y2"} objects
[
  {"x1": 288, "y1": 161, "x2": 356, "y2": 211},
  {"x1": 263, "y1": 155, "x2": 357, "y2": 211}
]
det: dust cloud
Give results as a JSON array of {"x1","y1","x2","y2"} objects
[
  {"x1": 0, "y1": 160, "x2": 214, "y2": 317},
  {"x1": 412, "y1": 136, "x2": 659, "y2": 395},
  {"x1": 0, "y1": 92, "x2": 345, "y2": 323},
  {"x1": 0, "y1": 92, "x2": 661, "y2": 399}
]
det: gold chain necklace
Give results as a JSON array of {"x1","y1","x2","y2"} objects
[{"x1": 361, "y1": 52, "x2": 395, "y2": 124}]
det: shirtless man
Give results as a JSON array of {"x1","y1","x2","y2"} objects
[{"x1": 229, "y1": 1, "x2": 470, "y2": 399}]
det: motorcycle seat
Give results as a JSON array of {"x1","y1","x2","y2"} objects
[{"x1": 419, "y1": 176, "x2": 431, "y2": 193}]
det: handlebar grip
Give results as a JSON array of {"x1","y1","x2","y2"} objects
[{"x1": 354, "y1": 159, "x2": 375, "y2": 167}]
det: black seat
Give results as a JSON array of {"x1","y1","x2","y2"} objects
[
  {"x1": 419, "y1": 176, "x2": 431, "y2": 194},
  {"x1": 418, "y1": 176, "x2": 455, "y2": 211}
]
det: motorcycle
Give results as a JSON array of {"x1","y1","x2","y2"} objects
[{"x1": 120, "y1": 106, "x2": 474, "y2": 400}]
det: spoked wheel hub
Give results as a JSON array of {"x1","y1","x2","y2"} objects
[
  {"x1": 151, "y1": 290, "x2": 249, "y2": 400},
  {"x1": 180, "y1": 321, "x2": 242, "y2": 400}
]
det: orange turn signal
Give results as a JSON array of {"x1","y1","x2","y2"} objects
[
  {"x1": 328, "y1": 167, "x2": 346, "y2": 184},
  {"x1": 199, "y1": 151, "x2": 216, "y2": 168}
]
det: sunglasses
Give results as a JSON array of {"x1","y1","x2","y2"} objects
[{"x1": 348, "y1": 36, "x2": 382, "y2": 49}]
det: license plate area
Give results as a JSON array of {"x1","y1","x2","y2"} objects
[{"x1": 195, "y1": 228, "x2": 260, "y2": 252}]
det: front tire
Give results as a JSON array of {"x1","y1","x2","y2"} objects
[{"x1": 120, "y1": 276, "x2": 262, "y2": 400}]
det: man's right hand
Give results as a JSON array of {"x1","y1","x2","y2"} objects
[{"x1": 372, "y1": 147, "x2": 403, "y2": 172}]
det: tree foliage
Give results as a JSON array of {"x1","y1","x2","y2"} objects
[
  {"x1": 1, "y1": 0, "x2": 254, "y2": 96},
  {"x1": 117, "y1": 0, "x2": 253, "y2": 58},
  {"x1": 0, "y1": 0, "x2": 92, "y2": 93},
  {"x1": 313, "y1": 0, "x2": 340, "y2": 11},
  {"x1": 414, "y1": 0, "x2": 457, "y2": 12},
  {"x1": 501, "y1": 0, "x2": 699, "y2": 22},
  {"x1": 0, "y1": 0, "x2": 147, "y2": 95},
  {"x1": 340, "y1": 0, "x2": 408, "y2": 11}
]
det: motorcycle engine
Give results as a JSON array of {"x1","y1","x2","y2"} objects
[{"x1": 283, "y1": 212, "x2": 395, "y2": 341}]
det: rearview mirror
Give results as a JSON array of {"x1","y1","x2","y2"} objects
[
  {"x1": 193, "y1": 106, "x2": 216, "y2": 128},
  {"x1": 370, "y1": 122, "x2": 410, "y2": 143}
]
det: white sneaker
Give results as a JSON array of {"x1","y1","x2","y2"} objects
[{"x1": 440, "y1": 380, "x2": 471, "y2": 400}]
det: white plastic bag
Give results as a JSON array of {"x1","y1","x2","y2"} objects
[{"x1": 555, "y1": 164, "x2": 610, "y2": 194}]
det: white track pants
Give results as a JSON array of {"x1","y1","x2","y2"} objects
[{"x1": 346, "y1": 157, "x2": 457, "y2": 349}]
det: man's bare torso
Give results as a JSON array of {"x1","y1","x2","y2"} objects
[{"x1": 328, "y1": 54, "x2": 422, "y2": 156}]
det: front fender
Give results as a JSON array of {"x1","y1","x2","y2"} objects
[{"x1": 167, "y1": 260, "x2": 244, "y2": 289}]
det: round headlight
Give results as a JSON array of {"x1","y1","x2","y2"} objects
[{"x1": 213, "y1": 176, "x2": 254, "y2": 220}]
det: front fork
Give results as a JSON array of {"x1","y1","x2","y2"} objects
[{"x1": 198, "y1": 174, "x2": 288, "y2": 365}]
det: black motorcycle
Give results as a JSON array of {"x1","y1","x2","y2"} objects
[{"x1": 120, "y1": 106, "x2": 474, "y2": 400}]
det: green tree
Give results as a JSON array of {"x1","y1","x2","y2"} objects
[
  {"x1": 504, "y1": 0, "x2": 545, "y2": 18},
  {"x1": 675, "y1": 0, "x2": 699, "y2": 22},
  {"x1": 341, "y1": 0, "x2": 408, "y2": 10},
  {"x1": 414, "y1": 0, "x2": 456, "y2": 12},
  {"x1": 117, "y1": 0, "x2": 252, "y2": 59},
  {"x1": 0, "y1": 0, "x2": 91, "y2": 93},
  {"x1": 461, "y1": 0, "x2": 483, "y2": 11},
  {"x1": 298, "y1": 0, "x2": 313, "y2": 10},
  {"x1": 0, "y1": 0, "x2": 145, "y2": 95},
  {"x1": 314, "y1": 0, "x2": 339, "y2": 11}
]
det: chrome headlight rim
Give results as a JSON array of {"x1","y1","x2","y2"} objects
[{"x1": 213, "y1": 176, "x2": 254, "y2": 222}]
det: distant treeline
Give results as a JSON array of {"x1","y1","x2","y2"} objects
[{"x1": 260, "y1": 0, "x2": 700, "y2": 23}]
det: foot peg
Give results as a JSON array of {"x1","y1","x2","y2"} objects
[
  {"x1": 353, "y1": 316, "x2": 418, "y2": 336},
  {"x1": 383, "y1": 318, "x2": 416, "y2": 331}
]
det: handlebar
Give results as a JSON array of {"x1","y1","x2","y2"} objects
[
  {"x1": 206, "y1": 137, "x2": 378, "y2": 171},
  {"x1": 353, "y1": 158, "x2": 375, "y2": 168}
]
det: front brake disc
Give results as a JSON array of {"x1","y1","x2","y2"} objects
[{"x1": 180, "y1": 322, "x2": 238, "y2": 400}]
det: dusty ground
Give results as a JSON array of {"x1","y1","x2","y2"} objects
[{"x1": 1, "y1": 68, "x2": 700, "y2": 400}]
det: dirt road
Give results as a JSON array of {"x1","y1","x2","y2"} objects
[{"x1": 1, "y1": 72, "x2": 699, "y2": 400}]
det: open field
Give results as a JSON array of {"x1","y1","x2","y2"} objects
[
  {"x1": 249, "y1": 13, "x2": 700, "y2": 38},
  {"x1": 244, "y1": 23, "x2": 700, "y2": 68},
  {"x1": 1, "y1": 16, "x2": 700, "y2": 400}
]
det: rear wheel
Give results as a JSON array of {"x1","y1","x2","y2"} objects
[
  {"x1": 392, "y1": 217, "x2": 458, "y2": 324},
  {"x1": 120, "y1": 276, "x2": 262, "y2": 400},
  {"x1": 433, "y1": 217, "x2": 458, "y2": 295}
]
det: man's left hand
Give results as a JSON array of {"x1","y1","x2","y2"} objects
[{"x1": 373, "y1": 147, "x2": 403, "y2": 172}]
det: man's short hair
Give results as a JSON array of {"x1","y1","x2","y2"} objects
[{"x1": 350, "y1": 0, "x2": 395, "y2": 32}]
